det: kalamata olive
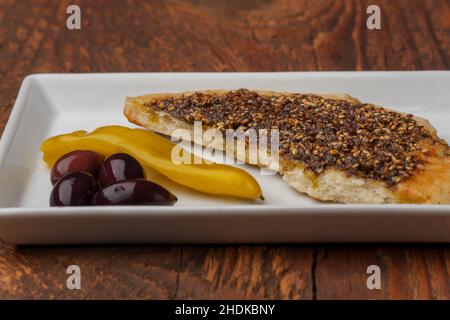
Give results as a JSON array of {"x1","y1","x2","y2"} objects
[
  {"x1": 50, "y1": 172, "x2": 98, "y2": 206},
  {"x1": 91, "y1": 179, "x2": 177, "y2": 206},
  {"x1": 98, "y1": 153, "x2": 144, "y2": 187},
  {"x1": 51, "y1": 150, "x2": 104, "y2": 185}
]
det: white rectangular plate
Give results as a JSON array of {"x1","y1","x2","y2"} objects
[{"x1": 0, "y1": 72, "x2": 449, "y2": 244}]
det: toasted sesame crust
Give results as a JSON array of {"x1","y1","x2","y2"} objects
[{"x1": 124, "y1": 90, "x2": 450, "y2": 204}]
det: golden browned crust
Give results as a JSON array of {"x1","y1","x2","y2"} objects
[
  {"x1": 124, "y1": 90, "x2": 450, "y2": 204},
  {"x1": 393, "y1": 141, "x2": 450, "y2": 203}
]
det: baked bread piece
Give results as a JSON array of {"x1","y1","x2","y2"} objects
[{"x1": 124, "y1": 89, "x2": 450, "y2": 204}]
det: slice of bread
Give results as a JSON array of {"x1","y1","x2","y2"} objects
[{"x1": 124, "y1": 89, "x2": 450, "y2": 204}]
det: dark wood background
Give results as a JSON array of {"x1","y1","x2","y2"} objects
[{"x1": 0, "y1": 0, "x2": 449, "y2": 299}]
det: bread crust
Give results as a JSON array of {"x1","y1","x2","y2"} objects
[{"x1": 124, "y1": 90, "x2": 450, "y2": 204}]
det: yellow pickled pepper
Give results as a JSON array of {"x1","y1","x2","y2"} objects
[{"x1": 40, "y1": 126, "x2": 263, "y2": 200}]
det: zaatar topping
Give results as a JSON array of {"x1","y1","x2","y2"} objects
[{"x1": 147, "y1": 89, "x2": 441, "y2": 186}]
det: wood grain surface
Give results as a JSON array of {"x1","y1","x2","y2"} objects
[{"x1": 0, "y1": 0, "x2": 449, "y2": 299}]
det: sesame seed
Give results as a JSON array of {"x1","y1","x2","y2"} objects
[{"x1": 146, "y1": 89, "x2": 442, "y2": 186}]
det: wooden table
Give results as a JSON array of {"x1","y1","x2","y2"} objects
[{"x1": 0, "y1": 0, "x2": 449, "y2": 299}]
